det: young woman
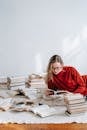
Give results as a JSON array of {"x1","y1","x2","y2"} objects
[{"x1": 46, "y1": 55, "x2": 87, "y2": 96}]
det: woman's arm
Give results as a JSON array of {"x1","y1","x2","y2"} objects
[{"x1": 71, "y1": 67, "x2": 86, "y2": 95}]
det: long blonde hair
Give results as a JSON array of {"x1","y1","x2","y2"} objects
[{"x1": 46, "y1": 55, "x2": 64, "y2": 83}]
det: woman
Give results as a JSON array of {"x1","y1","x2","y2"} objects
[{"x1": 46, "y1": 55, "x2": 87, "y2": 96}]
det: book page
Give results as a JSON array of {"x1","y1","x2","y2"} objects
[
  {"x1": 29, "y1": 104, "x2": 50, "y2": 114},
  {"x1": 29, "y1": 104, "x2": 58, "y2": 117},
  {"x1": 37, "y1": 107, "x2": 58, "y2": 117}
]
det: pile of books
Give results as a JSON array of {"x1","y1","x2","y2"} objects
[
  {"x1": 27, "y1": 73, "x2": 46, "y2": 88},
  {"x1": 10, "y1": 76, "x2": 26, "y2": 90},
  {"x1": 0, "y1": 76, "x2": 26, "y2": 90},
  {"x1": 64, "y1": 93, "x2": 87, "y2": 116},
  {"x1": 0, "y1": 74, "x2": 46, "y2": 90},
  {"x1": 10, "y1": 76, "x2": 25, "y2": 87},
  {"x1": 0, "y1": 98, "x2": 12, "y2": 111},
  {"x1": 41, "y1": 89, "x2": 66, "y2": 106},
  {"x1": 0, "y1": 77, "x2": 11, "y2": 89},
  {"x1": 18, "y1": 87, "x2": 43, "y2": 100}
]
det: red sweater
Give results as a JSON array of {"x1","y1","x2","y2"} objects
[{"x1": 48, "y1": 66, "x2": 87, "y2": 95}]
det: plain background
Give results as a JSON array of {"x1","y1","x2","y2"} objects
[{"x1": 0, "y1": 0, "x2": 87, "y2": 77}]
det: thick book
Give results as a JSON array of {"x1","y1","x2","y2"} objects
[
  {"x1": 0, "y1": 98, "x2": 12, "y2": 111},
  {"x1": 64, "y1": 93, "x2": 85, "y2": 105},
  {"x1": 66, "y1": 107, "x2": 87, "y2": 114},
  {"x1": 10, "y1": 76, "x2": 25, "y2": 83},
  {"x1": 65, "y1": 98, "x2": 86, "y2": 105},
  {"x1": 66, "y1": 102, "x2": 87, "y2": 110},
  {"x1": 29, "y1": 104, "x2": 58, "y2": 117},
  {"x1": 65, "y1": 110, "x2": 85, "y2": 116},
  {"x1": 64, "y1": 93, "x2": 84, "y2": 101}
]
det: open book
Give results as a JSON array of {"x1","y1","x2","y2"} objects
[
  {"x1": 47, "y1": 89, "x2": 67, "y2": 95},
  {"x1": 0, "y1": 98, "x2": 12, "y2": 111},
  {"x1": 29, "y1": 104, "x2": 58, "y2": 117}
]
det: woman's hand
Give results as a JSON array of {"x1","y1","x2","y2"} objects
[{"x1": 45, "y1": 89, "x2": 54, "y2": 96}]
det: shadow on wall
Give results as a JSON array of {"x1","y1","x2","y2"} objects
[
  {"x1": 62, "y1": 35, "x2": 81, "y2": 62},
  {"x1": 62, "y1": 26, "x2": 87, "y2": 63},
  {"x1": 34, "y1": 53, "x2": 43, "y2": 74}
]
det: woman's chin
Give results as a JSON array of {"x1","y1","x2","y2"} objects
[{"x1": 54, "y1": 72, "x2": 58, "y2": 75}]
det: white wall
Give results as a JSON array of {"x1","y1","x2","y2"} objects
[{"x1": 0, "y1": 0, "x2": 87, "y2": 77}]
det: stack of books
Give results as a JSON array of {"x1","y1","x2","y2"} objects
[
  {"x1": 0, "y1": 77, "x2": 11, "y2": 89},
  {"x1": 64, "y1": 93, "x2": 87, "y2": 116},
  {"x1": 0, "y1": 98, "x2": 12, "y2": 111},
  {"x1": 42, "y1": 90, "x2": 66, "y2": 106},
  {"x1": 10, "y1": 76, "x2": 26, "y2": 90},
  {"x1": 17, "y1": 87, "x2": 43, "y2": 102},
  {"x1": 27, "y1": 73, "x2": 46, "y2": 88}
]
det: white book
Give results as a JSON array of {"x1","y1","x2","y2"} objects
[
  {"x1": 0, "y1": 77, "x2": 7, "y2": 83},
  {"x1": 30, "y1": 78, "x2": 45, "y2": 82},
  {"x1": 29, "y1": 104, "x2": 49, "y2": 113},
  {"x1": 0, "y1": 98, "x2": 12, "y2": 111},
  {"x1": 65, "y1": 110, "x2": 85, "y2": 116},
  {"x1": 66, "y1": 102, "x2": 87, "y2": 110},
  {"x1": 10, "y1": 82, "x2": 25, "y2": 87},
  {"x1": 30, "y1": 82, "x2": 45, "y2": 85},
  {"x1": 67, "y1": 107, "x2": 87, "y2": 113},
  {"x1": 29, "y1": 104, "x2": 58, "y2": 117},
  {"x1": 65, "y1": 98, "x2": 86, "y2": 105},
  {"x1": 10, "y1": 76, "x2": 25, "y2": 83},
  {"x1": 11, "y1": 85, "x2": 25, "y2": 90},
  {"x1": 64, "y1": 93, "x2": 84, "y2": 101}
]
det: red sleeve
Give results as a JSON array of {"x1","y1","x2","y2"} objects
[
  {"x1": 48, "y1": 80, "x2": 54, "y2": 90},
  {"x1": 48, "y1": 79, "x2": 58, "y2": 91},
  {"x1": 70, "y1": 67, "x2": 86, "y2": 94}
]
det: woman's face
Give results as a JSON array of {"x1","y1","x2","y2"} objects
[{"x1": 51, "y1": 62, "x2": 63, "y2": 75}]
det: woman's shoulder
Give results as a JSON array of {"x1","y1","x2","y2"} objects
[{"x1": 63, "y1": 66, "x2": 76, "y2": 71}]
